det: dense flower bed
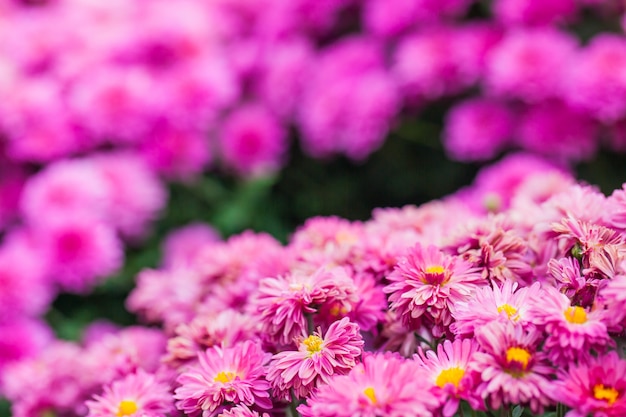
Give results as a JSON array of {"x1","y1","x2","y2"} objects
[
  {"x1": 1, "y1": 0, "x2": 625, "y2": 371},
  {"x1": 4, "y1": 154, "x2": 626, "y2": 417}
]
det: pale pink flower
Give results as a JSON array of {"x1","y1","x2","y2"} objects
[
  {"x1": 174, "y1": 341, "x2": 272, "y2": 416},
  {"x1": 86, "y1": 370, "x2": 174, "y2": 417},
  {"x1": 298, "y1": 352, "x2": 438, "y2": 417},
  {"x1": 451, "y1": 281, "x2": 542, "y2": 337},
  {"x1": 415, "y1": 339, "x2": 483, "y2": 416}
]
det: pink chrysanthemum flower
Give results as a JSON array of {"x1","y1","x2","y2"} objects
[
  {"x1": 493, "y1": 0, "x2": 578, "y2": 26},
  {"x1": 564, "y1": 34, "x2": 626, "y2": 121},
  {"x1": 254, "y1": 266, "x2": 357, "y2": 345},
  {"x1": 515, "y1": 100, "x2": 598, "y2": 163},
  {"x1": 217, "y1": 404, "x2": 269, "y2": 417},
  {"x1": 547, "y1": 257, "x2": 586, "y2": 299},
  {"x1": 174, "y1": 341, "x2": 272, "y2": 417},
  {"x1": 37, "y1": 217, "x2": 123, "y2": 293},
  {"x1": 471, "y1": 322, "x2": 553, "y2": 414},
  {"x1": 126, "y1": 267, "x2": 206, "y2": 331},
  {"x1": 451, "y1": 281, "x2": 542, "y2": 337},
  {"x1": 443, "y1": 97, "x2": 514, "y2": 162},
  {"x1": 163, "y1": 309, "x2": 260, "y2": 369},
  {"x1": 598, "y1": 274, "x2": 626, "y2": 327},
  {"x1": 217, "y1": 103, "x2": 287, "y2": 177},
  {"x1": 161, "y1": 223, "x2": 221, "y2": 268},
  {"x1": 529, "y1": 286, "x2": 611, "y2": 366},
  {"x1": 485, "y1": 28, "x2": 578, "y2": 103},
  {"x1": 267, "y1": 317, "x2": 364, "y2": 400},
  {"x1": 86, "y1": 370, "x2": 174, "y2": 417},
  {"x1": 415, "y1": 339, "x2": 483, "y2": 417},
  {"x1": 549, "y1": 351, "x2": 626, "y2": 417},
  {"x1": 384, "y1": 243, "x2": 485, "y2": 332},
  {"x1": 298, "y1": 352, "x2": 438, "y2": 417}
]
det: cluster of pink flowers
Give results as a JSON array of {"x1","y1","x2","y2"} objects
[{"x1": 4, "y1": 152, "x2": 626, "y2": 416}]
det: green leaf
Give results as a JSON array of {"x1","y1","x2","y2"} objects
[{"x1": 512, "y1": 405, "x2": 523, "y2": 417}]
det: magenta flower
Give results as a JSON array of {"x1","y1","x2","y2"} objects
[
  {"x1": 485, "y1": 28, "x2": 578, "y2": 103},
  {"x1": 415, "y1": 339, "x2": 483, "y2": 417},
  {"x1": 174, "y1": 341, "x2": 272, "y2": 416},
  {"x1": 549, "y1": 351, "x2": 626, "y2": 417},
  {"x1": 385, "y1": 243, "x2": 485, "y2": 332},
  {"x1": 443, "y1": 97, "x2": 514, "y2": 162},
  {"x1": 217, "y1": 404, "x2": 269, "y2": 417},
  {"x1": 471, "y1": 322, "x2": 553, "y2": 414},
  {"x1": 217, "y1": 103, "x2": 287, "y2": 177},
  {"x1": 86, "y1": 370, "x2": 174, "y2": 417},
  {"x1": 267, "y1": 317, "x2": 364, "y2": 400},
  {"x1": 298, "y1": 352, "x2": 438, "y2": 417}
]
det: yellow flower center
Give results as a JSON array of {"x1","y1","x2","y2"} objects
[
  {"x1": 497, "y1": 304, "x2": 518, "y2": 320},
  {"x1": 302, "y1": 335, "x2": 323, "y2": 355},
  {"x1": 564, "y1": 306, "x2": 587, "y2": 324},
  {"x1": 506, "y1": 347, "x2": 531, "y2": 371},
  {"x1": 425, "y1": 265, "x2": 445, "y2": 274},
  {"x1": 214, "y1": 371, "x2": 236, "y2": 384},
  {"x1": 363, "y1": 387, "x2": 377, "y2": 404},
  {"x1": 435, "y1": 367, "x2": 465, "y2": 388},
  {"x1": 117, "y1": 400, "x2": 138, "y2": 416},
  {"x1": 593, "y1": 384, "x2": 619, "y2": 405}
]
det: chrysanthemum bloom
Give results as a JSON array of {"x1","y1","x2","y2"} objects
[
  {"x1": 471, "y1": 322, "x2": 553, "y2": 414},
  {"x1": 547, "y1": 257, "x2": 585, "y2": 298},
  {"x1": 37, "y1": 217, "x2": 123, "y2": 293},
  {"x1": 174, "y1": 341, "x2": 272, "y2": 416},
  {"x1": 86, "y1": 370, "x2": 174, "y2": 417},
  {"x1": 160, "y1": 223, "x2": 221, "y2": 268},
  {"x1": 549, "y1": 351, "x2": 626, "y2": 417},
  {"x1": 217, "y1": 404, "x2": 269, "y2": 417},
  {"x1": 564, "y1": 34, "x2": 626, "y2": 121},
  {"x1": 393, "y1": 27, "x2": 469, "y2": 101},
  {"x1": 19, "y1": 158, "x2": 111, "y2": 226},
  {"x1": 0, "y1": 318, "x2": 53, "y2": 377},
  {"x1": 415, "y1": 339, "x2": 483, "y2": 416},
  {"x1": 442, "y1": 97, "x2": 514, "y2": 162},
  {"x1": 267, "y1": 317, "x2": 364, "y2": 400},
  {"x1": 493, "y1": 0, "x2": 577, "y2": 26},
  {"x1": 528, "y1": 286, "x2": 611, "y2": 366},
  {"x1": 451, "y1": 281, "x2": 541, "y2": 337},
  {"x1": 298, "y1": 352, "x2": 438, "y2": 417},
  {"x1": 163, "y1": 309, "x2": 260, "y2": 369},
  {"x1": 138, "y1": 122, "x2": 212, "y2": 181},
  {"x1": 597, "y1": 274, "x2": 626, "y2": 327},
  {"x1": 552, "y1": 217, "x2": 624, "y2": 280},
  {"x1": 253, "y1": 266, "x2": 357, "y2": 345},
  {"x1": 217, "y1": 103, "x2": 287, "y2": 177},
  {"x1": 604, "y1": 184, "x2": 626, "y2": 233},
  {"x1": 298, "y1": 37, "x2": 399, "y2": 160},
  {"x1": 515, "y1": 100, "x2": 598, "y2": 163},
  {"x1": 461, "y1": 152, "x2": 568, "y2": 213},
  {"x1": 0, "y1": 236, "x2": 52, "y2": 320},
  {"x1": 485, "y1": 28, "x2": 578, "y2": 102},
  {"x1": 385, "y1": 243, "x2": 485, "y2": 332},
  {"x1": 126, "y1": 267, "x2": 206, "y2": 331},
  {"x1": 84, "y1": 326, "x2": 167, "y2": 385},
  {"x1": 90, "y1": 152, "x2": 167, "y2": 239}
]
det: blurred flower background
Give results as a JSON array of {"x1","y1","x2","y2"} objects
[{"x1": 1, "y1": 0, "x2": 626, "y2": 415}]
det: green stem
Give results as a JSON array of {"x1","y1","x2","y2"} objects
[
  {"x1": 557, "y1": 403, "x2": 565, "y2": 417},
  {"x1": 306, "y1": 313, "x2": 315, "y2": 335},
  {"x1": 287, "y1": 389, "x2": 302, "y2": 417}
]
